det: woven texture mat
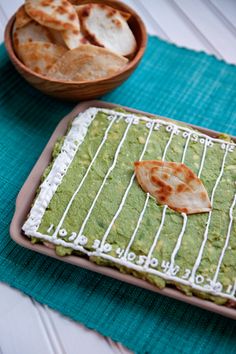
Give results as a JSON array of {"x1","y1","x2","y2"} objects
[{"x1": 1, "y1": 36, "x2": 236, "y2": 353}]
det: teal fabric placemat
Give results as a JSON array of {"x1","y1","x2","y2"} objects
[{"x1": 1, "y1": 35, "x2": 236, "y2": 354}]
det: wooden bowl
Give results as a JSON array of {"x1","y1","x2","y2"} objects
[{"x1": 4, "y1": 0, "x2": 147, "y2": 101}]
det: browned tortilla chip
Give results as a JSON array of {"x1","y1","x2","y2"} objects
[
  {"x1": 13, "y1": 21, "x2": 52, "y2": 59},
  {"x1": 25, "y1": 0, "x2": 80, "y2": 31},
  {"x1": 74, "y1": 3, "x2": 131, "y2": 20},
  {"x1": 15, "y1": 6, "x2": 32, "y2": 29},
  {"x1": 55, "y1": 5, "x2": 88, "y2": 49},
  {"x1": 134, "y1": 160, "x2": 211, "y2": 215},
  {"x1": 73, "y1": 4, "x2": 87, "y2": 15},
  {"x1": 47, "y1": 28, "x2": 66, "y2": 46},
  {"x1": 79, "y1": 4, "x2": 136, "y2": 56},
  {"x1": 18, "y1": 41, "x2": 67, "y2": 75},
  {"x1": 48, "y1": 44, "x2": 128, "y2": 81},
  {"x1": 62, "y1": 28, "x2": 88, "y2": 49}
]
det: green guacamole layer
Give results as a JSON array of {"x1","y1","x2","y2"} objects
[{"x1": 31, "y1": 109, "x2": 236, "y2": 305}]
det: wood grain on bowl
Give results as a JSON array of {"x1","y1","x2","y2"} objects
[{"x1": 4, "y1": 1, "x2": 147, "y2": 101}]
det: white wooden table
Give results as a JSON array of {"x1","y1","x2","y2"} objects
[{"x1": 0, "y1": 1, "x2": 235, "y2": 353}]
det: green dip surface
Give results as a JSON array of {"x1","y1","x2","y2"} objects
[{"x1": 25, "y1": 108, "x2": 236, "y2": 305}]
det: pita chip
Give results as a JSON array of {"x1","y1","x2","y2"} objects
[
  {"x1": 13, "y1": 21, "x2": 53, "y2": 59},
  {"x1": 134, "y1": 160, "x2": 211, "y2": 215},
  {"x1": 48, "y1": 44, "x2": 128, "y2": 81},
  {"x1": 15, "y1": 6, "x2": 32, "y2": 29},
  {"x1": 79, "y1": 4, "x2": 136, "y2": 56},
  {"x1": 61, "y1": 27, "x2": 88, "y2": 50},
  {"x1": 18, "y1": 41, "x2": 67, "y2": 75},
  {"x1": 25, "y1": 0, "x2": 80, "y2": 31}
]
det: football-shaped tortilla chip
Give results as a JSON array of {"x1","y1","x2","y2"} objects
[
  {"x1": 13, "y1": 21, "x2": 53, "y2": 59},
  {"x1": 79, "y1": 4, "x2": 137, "y2": 56},
  {"x1": 18, "y1": 41, "x2": 67, "y2": 75},
  {"x1": 15, "y1": 6, "x2": 32, "y2": 29},
  {"x1": 48, "y1": 44, "x2": 128, "y2": 81},
  {"x1": 25, "y1": 0, "x2": 80, "y2": 31},
  {"x1": 134, "y1": 160, "x2": 211, "y2": 215}
]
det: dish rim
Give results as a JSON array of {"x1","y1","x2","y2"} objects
[{"x1": 10, "y1": 100, "x2": 236, "y2": 320}]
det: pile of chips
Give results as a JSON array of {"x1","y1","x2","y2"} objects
[{"x1": 13, "y1": 0, "x2": 137, "y2": 81}]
